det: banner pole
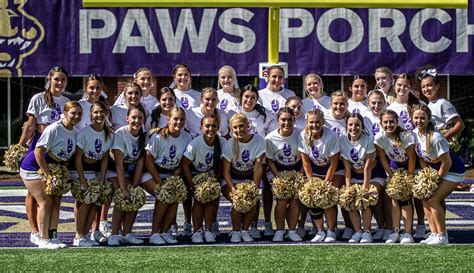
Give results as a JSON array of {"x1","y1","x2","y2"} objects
[{"x1": 268, "y1": 7, "x2": 280, "y2": 64}]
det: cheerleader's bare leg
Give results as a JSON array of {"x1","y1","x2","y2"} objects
[
  {"x1": 23, "y1": 179, "x2": 53, "y2": 239},
  {"x1": 427, "y1": 180, "x2": 458, "y2": 234},
  {"x1": 26, "y1": 192, "x2": 39, "y2": 233}
]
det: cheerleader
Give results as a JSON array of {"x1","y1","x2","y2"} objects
[
  {"x1": 110, "y1": 82, "x2": 146, "y2": 131},
  {"x1": 171, "y1": 64, "x2": 201, "y2": 110},
  {"x1": 145, "y1": 87, "x2": 177, "y2": 131},
  {"x1": 348, "y1": 78, "x2": 369, "y2": 116},
  {"x1": 18, "y1": 66, "x2": 70, "y2": 246},
  {"x1": 222, "y1": 113, "x2": 266, "y2": 243},
  {"x1": 182, "y1": 115, "x2": 224, "y2": 243},
  {"x1": 19, "y1": 101, "x2": 82, "y2": 249},
  {"x1": 374, "y1": 67, "x2": 396, "y2": 105},
  {"x1": 113, "y1": 67, "x2": 158, "y2": 113},
  {"x1": 106, "y1": 105, "x2": 147, "y2": 246},
  {"x1": 72, "y1": 102, "x2": 112, "y2": 247},
  {"x1": 266, "y1": 107, "x2": 303, "y2": 242},
  {"x1": 285, "y1": 96, "x2": 306, "y2": 130},
  {"x1": 374, "y1": 110, "x2": 416, "y2": 244},
  {"x1": 411, "y1": 104, "x2": 465, "y2": 245},
  {"x1": 387, "y1": 74, "x2": 419, "y2": 131},
  {"x1": 301, "y1": 74, "x2": 331, "y2": 114},
  {"x1": 217, "y1": 65, "x2": 240, "y2": 113},
  {"x1": 323, "y1": 90, "x2": 348, "y2": 137},
  {"x1": 258, "y1": 65, "x2": 296, "y2": 115},
  {"x1": 299, "y1": 109, "x2": 342, "y2": 243},
  {"x1": 76, "y1": 75, "x2": 106, "y2": 130}
]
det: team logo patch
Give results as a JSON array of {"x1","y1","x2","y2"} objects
[
  {"x1": 220, "y1": 99, "x2": 228, "y2": 111},
  {"x1": 169, "y1": 145, "x2": 177, "y2": 159},
  {"x1": 350, "y1": 148, "x2": 359, "y2": 162},
  {"x1": 181, "y1": 97, "x2": 189, "y2": 109},
  {"x1": 205, "y1": 152, "x2": 213, "y2": 164},
  {"x1": 311, "y1": 145, "x2": 320, "y2": 159},
  {"x1": 94, "y1": 139, "x2": 102, "y2": 153},
  {"x1": 271, "y1": 100, "x2": 279, "y2": 113},
  {"x1": 241, "y1": 149, "x2": 250, "y2": 163},
  {"x1": 283, "y1": 143, "x2": 292, "y2": 157}
]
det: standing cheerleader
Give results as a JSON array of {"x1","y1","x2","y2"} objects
[
  {"x1": 19, "y1": 101, "x2": 82, "y2": 249},
  {"x1": 301, "y1": 74, "x2": 331, "y2": 114},
  {"x1": 182, "y1": 115, "x2": 224, "y2": 243},
  {"x1": 348, "y1": 78, "x2": 369, "y2": 116},
  {"x1": 217, "y1": 65, "x2": 241, "y2": 113},
  {"x1": 285, "y1": 96, "x2": 306, "y2": 130},
  {"x1": 374, "y1": 67, "x2": 396, "y2": 105},
  {"x1": 324, "y1": 91, "x2": 349, "y2": 138},
  {"x1": 110, "y1": 82, "x2": 146, "y2": 131},
  {"x1": 266, "y1": 107, "x2": 303, "y2": 242},
  {"x1": 171, "y1": 64, "x2": 201, "y2": 110},
  {"x1": 411, "y1": 104, "x2": 465, "y2": 245},
  {"x1": 113, "y1": 68, "x2": 158, "y2": 113},
  {"x1": 18, "y1": 67, "x2": 70, "y2": 246},
  {"x1": 364, "y1": 90, "x2": 386, "y2": 137},
  {"x1": 76, "y1": 75, "x2": 105, "y2": 130},
  {"x1": 72, "y1": 102, "x2": 112, "y2": 246},
  {"x1": 387, "y1": 74, "x2": 419, "y2": 131},
  {"x1": 375, "y1": 110, "x2": 416, "y2": 244},
  {"x1": 222, "y1": 113, "x2": 266, "y2": 243},
  {"x1": 258, "y1": 65, "x2": 296, "y2": 116},
  {"x1": 106, "y1": 105, "x2": 147, "y2": 246},
  {"x1": 145, "y1": 87, "x2": 177, "y2": 131},
  {"x1": 299, "y1": 109, "x2": 342, "y2": 243}
]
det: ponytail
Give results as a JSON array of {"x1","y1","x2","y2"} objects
[{"x1": 44, "y1": 66, "x2": 68, "y2": 109}]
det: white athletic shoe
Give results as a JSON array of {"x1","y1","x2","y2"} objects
[
  {"x1": 360, "y1": 231, "x2": 373, "y2": 243},
  {"x1": 38, "y1": 239, "x2": 61, "y2": 249},
  {"x1": 30, "y1": 232, "x2": 41, "y2": 246},
  {"x1": 385, "y1": 233, "x2": 400, "y2": 244},
  {"x1": 382, "y1": 229, "x2": 393, "y2": 241},
  {"x1": 107, "y1": 235, "x2": 120, "y2": 246},
  {"x1": 427, "y1": 233, "x2": 449, "y2": 245},
  {"x1": 400, "y1": 233, "x2": 414, "y2": 244},
  {"x1": 287, "y1": 230, "x2": 303, "y2": 242},
  {"x1": 51, "y1": 237, "x2": 68, "y2": 248},
  {"x1": 249, "y1": 223, "x2": 261, "y2": 239},
  {"x1": 349, "y1": 231, "x2": 363, "y2": 243},
  {"x1": 310, "y1": 231, "x2": 326, "y2": 243},
  {"x1": 272, "y1": 230, "x2": 285, "y2": 242},
  {"x1": 296, "y1": 227, "x2": 306, "y2": 238},
  {"x1": 182, "y1": 223, "x2": 193, "y2": 237},
  {"x1": 73, "y1": 237, "x2": 94, "y2": 247},
  {"x1": 341, "y1": 228, "x2": 355, "y2": 240},
  {"x1": 191, "y1": 230, "x2": 204, "y2": 244},
  {"x1": 204, "y1": 229, "x2": 216, "y2": 243},
  {"x1": 124, "y1": 233, "x2": 144, "y2": 245},
  {"x1": 414, "y1": 224, "x2": 426, "y2": 239},
  {"x1": 324, "y1": 231, "x2": 337, "y2": 243},
  {"x1": 149, "y1": 233, "x2": 166, "y2": 245},
  {"x1": 264, "y1": 221, "x2": 274, "y2": 236},
  {"x1": 91, "y1": 230, "x2": 107, "y2": 243},
  {"x1": 161, "y1": 233, "x2": 178, "y2": 244},
  {"x1": 99, "y1": 221, "x2": 112, "y2": 238},
  {"x1": 229, "y1": 231, "x2": 241, "y2": 243},
  {"x1": 85, "y1": 234, "x2": 100, "y2": 246},
  {"x1": 241, "y1": 230, "x2": 254, "y2": 242},
  {"x1": 420, "y1": 233, "x2": 437, "y2": 244},
  {"x1": 372, "y1": 228, "x2": 384, "y2": 240}
]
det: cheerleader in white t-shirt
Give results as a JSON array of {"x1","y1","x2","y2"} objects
[
  {"x1": 217, "y1": 65, "x2": 240, "y2": 113},
  {"x1": 142, "y1": 107, "x2": 192, "y2": 245},
  {"x1": 171, "y1": 64, "x2": 201, "y2": 110},
  {"x1": 106, "y1": 105, "x2": 147, "y2": 246},
  {"x1": 411, "y1": 104, "x2": 465, "y2": 245},
  {"x1": 182, "y1": 115, "x2": 224, "y2": 243},
  {"x1": 266, "y1": 107, "x2": 303, "y2": 242},
  {"x1": 375, "y1": 110, "x2": 416, "y2": 244},
  {"x1": 110, "y1": 82, "x2": 148, "y2": 131},
  {"x1": 113, "y1": 68, "x2": 158, "y2": 113},
  {"x1": 285, "y1": 96, "x2": 306, "y2": 130},
  {"x1": 145, "y1": 87, "x2": 177, "y2": 132},
  {"x1": 19, "y1": 101, "x2": 82, "y2": 249},
  {"x1": 71, "y1": 102, "x2": 113, "y2": 247},
  {"x1": 348, "y1": 78, "x2": 369, "y2": 116},
  {"x1": 76, "y1": 75, "x2": 107, "y2": 130},
  {"x1": 301, "y1": 74, "x2": 331, "y2": 114},
  {"x1": 299, "y1": 109, "x2": 343, "y2": 243},
  {"x1": 364, "y1": 90, "x2": 386, "y2": 137},
  {"x1": 324, "y1": 91, "x2": 349, "y2": 138},
  {"x1": 374, "y1": 67, "x2": 396, "y2": 105},
  {"x1": 258, "y1": 65, "x2": 296, "y2": 115},
  {"x1": 222, "y1": 113, "x2": 266, "y2": 243},
  {"x1": 18, "y1": 66, "x2": 70, "y2": 247},
  {"x1": 387, "y1": 74, "x2": 421, "y2": 131}
]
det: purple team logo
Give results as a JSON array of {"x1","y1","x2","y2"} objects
[
  {"x1": 94, "y1": 139, "x2": 103, "y2": 153},
  {"x1": 205, "y1": 152, "x2": 213, "y2": 164},
  {"x1": 400, "y1": 111, "x2": 414, "y2": 130},
  {"x1": 372, "y1": 123, "x2": 380, "y2": 136},
  {"x1": 350, "y1": 148, "x2": 359, "y2": 162},
  {"x1": 393, "y1": 146, "x2": 400, "y2": 155},
  {"x1": 283, "y1": 143, "x2": 292, "y2": 156},
  {"x1": 271, "y1": 99, "x2": 279, "y2": 113},
  {"x1": 242, "y1": 149, "x2": 250, "y2": 163},
  {"x1": 352, "y1": 108, "x2": 360, "y2": 114},
  {"x1": 67, "y1": 138, "x2": 73, "y2": 153},
  {"x1": 332, "y1": 127, "x2": 342, "y2": 137},
  {"x1": 132, "y1": 145, "x2": 139, "y2": 157},
  {"x1": 312, "y1": 105, "x2": 321, "y2": 111},
  {"x1": 50, "y1": 103, "x2": 61, "y2": 121},
  {"x1": 181, "y1": 97, "x2": 189, "y2": 109},
  {"x1": 169, "y1": 145, "x2": 177, "y2": 159},
  {"x1": 220, "y1": 99, "x2": 228, "y2": 111},
  {"x1": 311, "y1": 145, "x2": 320, "y2": 159}
]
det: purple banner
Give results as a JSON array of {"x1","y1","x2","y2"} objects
[{"x1": 1, "y1": 0, "x2": 473, "y2": 76}]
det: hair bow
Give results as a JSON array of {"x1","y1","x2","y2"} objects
[{"x1": 419, "y1": 68, "x2": 437, "y2": 80}]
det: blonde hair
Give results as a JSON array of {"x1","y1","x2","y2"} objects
[
  {"x1": 410, "y1": 104, "x2": 435, "y2": 153},
  {"x1": 330, "y1": 90, "x2": 349, "y2": 119},
  {"x1": 217, "y1": 65, "x2": 240, "y2": 98},
  {"x1": 157, "y1": 107, "x2": 186, "y2": 138},
  {"x1": 304, "y1": 73, "x2": 324, "y2": 97},
  {"x1": 229, "y1": 113, "x2": 250, "y2": 164},
  {"x1": 201, "y1": 87, "x2": 221, "y2": 126},
  {"x1": 304, "y1": 109, "x2": 325, "y2": 148}
]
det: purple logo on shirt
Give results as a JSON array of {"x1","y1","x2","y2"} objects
[
  {"x1": 169, "y1": 145, "x2": 177, "y2": 159},
  {"x1": 271, "y1": 100, "x2": 279, "y2": 113},
  {"x1": 67, "y1": 138, "x2": 73, "y2": 153},
  {"x1": 400, "y1": 111, "x2": 414, "y2": 130},
  {"x1": 312, "y1": 105, "x2": 321, "y2": 111},
  {"x1": 181, "y1": 97, "x2": 189, "y2": 109},
  {"x1": 352, "y1": 108, "x2": 360, "y2": 114},
  {"x1": 220, "y1": 99, "x2": 228, "y2": 111},
  {"x1": 332, "y1": 127, "x2": 342, "y2": 137},
  {"x1": 393, "y1": 146, "x2": 400, "y2": 155},
  {"x1": 372, "y1": 123, "x2": 380, "y2": 136},
  {"x1": 50, "y1": 103, "x2": 61, "y2": 122},
  {"x1": 350, "y1": 148, "x2": 359, "y2": 162},
  {"x1": 205, "y1": 152, "x2": 213, "y2": 164},
  {"x1": 311, "y1": 145, "x2": 320, "y2": 159},
  {"x1": 132, "y1": 146, "x2": 139, "y2": 157},
  {"x1": 95, "y1": 139, "x2": 103, "y2": 153},
  {"x1": 283, "y1": 143, "x2": 292, "y2": 156},
  {"x1": 242, "y1": 149, "x2": 250, "y2": 163}
]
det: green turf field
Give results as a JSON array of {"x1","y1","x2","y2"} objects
[{"x1": 1, "y1": 245, "x2": 473, "y2": 271}]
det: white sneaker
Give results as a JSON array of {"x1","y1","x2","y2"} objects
[
  {"x1": 372, "y1": 228, "x2": 384, "y2": 240},
  {"x1": 99, "y1": 221, "x2": 112, "y2": 237},
  {"x1": 241, "y1": 230, "x2": 254, "y2": 242},
  {"x1": 272, "y1": 230, "x2": 285, "y2": 242},
  {"x1": 51, "y1": 237, "x2": 68, "y2": 248},
  {"x1": 161, "y1": 233, "x2": 178, "y2": 244},
  {"x1": 296, "y1": 227, "x2": 306, "y2": 238},
  {"x1": 92, "y1": 230, "x2": 107, "y2": 243},
  {"x1": 264, "y1": 221, "x2": 274, "y2": 236},
  {"x1": 230, "y1": 231, "x2": 241, "y2": 243},
  {"x1": 182, "y1": 223, "x2": 193, "y2": 237},
  {"x1": 360, "y1": 231, "x2": 373, "y2": 243},
  {"x1": 249, "y1": 223, "x2": 261, "y2": 239},
  {"x1": 204, "y1": 229, "x2": 216, "y2": 243},
  {"x1": 385, "y1": 233, "x2": 400, "y2": 244},
  {"x1": 169, "y1": 224, "x2": 179, "y2": 239},
  {"x1": 191, "y1": 230, "x2": 204, "y2": 243},
  {"x1": 414, "y1": 224, "x2": 426, "y2": 239},
  {"x1": 309, "y1": 227, "x2": 318, "y2": 236},
  {"x1": 73, "y1": 237, "x2": 94, "y2": 247},
  {"x1": 382, "y1": 229, "x2": 393, "y2": 241},
  {"x1": 124, "y1": 233, "x2": 143, "y2": 245},
  {"x1": 310, "y1": 231, "x2": 326, "y2": 243},
  {"x1": 149, "y1": 233, "x2": 166, "y2": 245},
  {"x1": 427, "y1": 233, "x2": 449, "y2": 245},
  {"x1": 341, "y1": 228, "x2": 354, "y2": 240},
  {"x1": 349, "y1": 231, "x2": 363, "y2": 243},
  {"x1": 211, "y1": 222, "x2": 220, "y2": 236},
  {"x1": 400, "y1": 233, "x2": 414, "y2": 244},
  {"x1": 107, "y1": 234, "x2": 120, "y2": 246},
  {"x1": 287, "y1": 230, "x2": 303, "y2": 242},
  {"x1": 30, "y1": 232, "x2": 40, "y2": 246},
  {"x1": 85, "y1": 234, "x2": 100, "y2": 246},
  {"x1": 324, "y1": 231, "x2": 337, "y2": 243},
  {"x1": 38, "y1": 239, "x2": 61, "y2": 249},
  {"x1": 420, "y1": 233, "x2": 437, "y2": 244}
]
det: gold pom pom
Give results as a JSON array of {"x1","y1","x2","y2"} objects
[
  {"x1": 192, "y1": 172, "x2": 213, "y2": 186},
  {"x1": 386, "y1": 169, "x2": 414, "y2": 201},
  {"x1": 412, "y1": 167, "x2": 440, "y2": 200},
  {"x1": 339, "y1": 185, "x2": 359, "y2": 211},
  {"x1": 230, "y1": 181, "x2": 259, "y2": 213},
  {"x1": 39, "y1": 164, "x2": 71, "y2": 196},
  {"x1": 155, "y1": 176, "x2": 188, "y2": 204},
  {"x1": 95, "y1": 181, "x2": 114, "y2": 206},
  {"x1": 113, "y1": 185, "x2": 146, "y2": 212},
  {"x1": 3, "y1": 144, "x2": 28, "y2": 172},
  {"x1": 194, "y1": 176, "x2": 221, "y2": 203},
  {"x1": 355, "y1": 184, "x2": 379, "y2": 210},
  {"x1": 298, "y1": 177, "x2": 339, "y2": 209},
  {"x1": 272, "y1": 171, "x2": 306, "y2": 199},
  {"x1": 71, "y1": 178, "x2": 101, "y2": 204}
]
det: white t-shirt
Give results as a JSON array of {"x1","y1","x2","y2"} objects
[
  {"x1": 374, "y1": 131, "x2": 415, "y2": 163},
  {"x1": 110, "y1": 104, "x2": 149, "y2": 131},
  {"x1": 146, "y1": 130, "x2": 192, "y2": 170},
  {"x1": 113, "y1": 93, "x2": 158, "y2": 114},
  {"x1": 111, "y1": 126, "x2": 143, "y2": 164},
  {"x1": 145, "y1": 112, "x2": 169, "y2": 132},
  {"x1": 217, "y1": 89, "x2": 240, "y2": 113},
  {"x1": 295, "y1": 116, "x2": 307, "y2": 131},
  {"x1": 428, "y1": 98, "x2": 460, "y2": 130},
  {"x1": 76, "y1": 125, "x2": 113, "y2": 161},
  {"x1": 266, "y1": 128, "x2": 302, "y2": 169},
  {"x1": 76, "y1": 99, "x2": 93, "y2": 130},
  {"x1": 348, "y1": 99, "x2": 369, "y2": 116},
  {"x1": 363, "y1": 112, "x2": 382, "y2": 137},
  {"x1": 222, "y1": 134, "x2": 266, "y2": 172},
  {"x1": 387, "y1": 102, "x2": 415, "y2": 131},
  {"x1": 229, "y1": 108, "x2": 277, "y2": 137},
  {"x1": 27, "y1": 92, "x2": 69, "y2": 125},
  {"x1": 183, "y1": 135, "x2": 225, "y2": 172},
  {"x1": 258, "y1": 87, "x2": 296, "y2": 115},
  {"x1": 36, "y1": 120, "x2": 76, "y2": 161},
  {"x1": 323, "y1": 110, "x2": 347, "y2": 137},
  {"x1": 340, "y1": 133, "x2": 376, "y2": 170},
  {"x1": 301, "y1": 96, "x2": 331, "y2": 115},
  {"x1": 174, "y1": 88, "x2": 201, "y2": 110},
  {"x1": 185, "y1": 107, "x2": 229, "y2": 138},
  {"x1": 413, "y1": 128, "x2": 449, "y2": 163},
  {"x1": 298, "y1": 127, "x2": 340, "y2": 167}
]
